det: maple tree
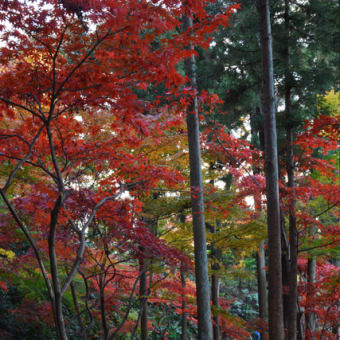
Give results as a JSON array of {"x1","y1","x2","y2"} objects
[
  {"x1": 0, "y1": 0, "x2": 241, "y2": 339},
  {"x1": 0, "y1": 0, "x2": 339, "y2": 339}
]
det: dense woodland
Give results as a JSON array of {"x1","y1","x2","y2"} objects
[{"x1": 0, "y1": 0, "x2": 339, "y2": 339}]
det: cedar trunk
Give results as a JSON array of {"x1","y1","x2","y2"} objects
[
  {"x1": 257, "y1": 0, "x2": 284, "y2": 339},
  {"x1": 287, "y1": 124, "x2": 298, "y2": 340},
  {"x1": 256, "y1": 240, "x2": 268, "y2": 321},
  {"x1": 284, "y1": 1, "x2": 298, "y2": 338},
  {"x1": 183, "y1": 14, "x2": 213, "y2": 340},
  {"x1": 250, "y1": 112, "x2": 268, "y2": 322}
]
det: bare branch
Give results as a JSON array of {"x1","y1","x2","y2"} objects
[
  {"x1": 299, "y1": 239, "x2": 340, "y2": 253},
  {"x1": 55, "y1": 27, "x2": 129, "y2": 98},
  {"x1": 0, "y1": 189, "x2": 54, "y2": 300},
  {"x1": 61, "y1": 229, "x2": 86, "y2": 295},
  {"x1": 1, "y1": 124, "x2": 45, "y2": 193},
  {"x1": 313, "y1": 202, "x2": 339, "y2": 219},
  {"x1": 108, "y1": 271, "x2": 144, "y2": 340},
  {"x1": 0, "y1": 96, "x2": 41, "y2": 118},
  {"x1": 45, "y1": 123, "x2": 65, "y2": 192}
]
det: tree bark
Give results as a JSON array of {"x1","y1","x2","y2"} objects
[
  {"x1": 99, "y1": 275, "x2": 108, "y2": 340},
  {"x1": 181, "y1": 268, "x2": 188, "y2": 340},
  {"x1": 211, "y1": 272, "x2": 220, "y2": 340},
  {"x1": 287, "y1": 125, "x2": 298, "y2": 340},
  {"x1": 250, "y1": 111, "x2": 268, "y2": 322},
  {"x1": 305, "y1": 257, "x2": 316, "y2": 340},
  {"x1": 183, "y1": 13, "x2": 213, "y2": 340},
  {"x1": 284, "y1": 2, "x2": 298, "y2": 338},
  {"x1": 256, "y1": 240, "x2": 268, "y2": 321},
  {"x1": 257, "y1": 0, "x2": 284, "y2": 339},
  {"x1": 139, "y1": 257, "x2": 148, "y2": 340},
  {"x1": 211, "y1": 222, "x2": 220, "y2": 340},
  {"x1": 70, "y1": 282, "x2": 87, "y2": 340},
  {"x1": 49, "y1": 195, "x2": 68, "y2": 340}
]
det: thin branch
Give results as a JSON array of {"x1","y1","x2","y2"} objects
[
  {"x1": 299, "y1": 239, "x2": 340, "y2": 253},
  {"x1": 212, "y1": 130, "x2": 262, "y2": 189},
  {"x1": 108, "y1": 271, "x2": 144, "y2": 340},
  {"x1": 0, "y1": 190, "x2": 54, "y2": 300},
  {"x1": 0, "y1": 96, "x2": 41, "y2": 118},
  {"x1": 55, "y1": 26, "x2": 129, "y2": 98},
  {"x1": 313, "y1": 202, "x2": 339, "y2": 219},
  {"x1": 1, "y1": 124, "x2": 45, "y2": 193},
  {"x1": 61, "y1": 229, "x2": 86, "y2": 295},
  {"x1": 61, "y1": 84, "x2": 102, "y2": 93},
  {"x1": 45, "y1": 123, "x2": 65, "y2": 192},
  {"x1": 78, "y1": 270, "x2": 95, "y2": 333},
  {"x1": 0, "y1": 153, "x2": 57, "y2": 181},
  {"x1": 61, "y1": 183, "x2": 140, "y2": 295}
]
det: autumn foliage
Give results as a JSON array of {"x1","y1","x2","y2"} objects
[{"x1": 0, "y1": 0, "x2": 338, "y2": 339}]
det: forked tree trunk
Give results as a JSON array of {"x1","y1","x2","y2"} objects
[
  {"x1": 257, "y1": 0, "x2": 284, "y2": 339},
  {"x1": 183, "y1": 13, "x2": 213, "y2": 340},
  {"x1": 49, "y1": 196, "x2": 68, "y2": 340}
]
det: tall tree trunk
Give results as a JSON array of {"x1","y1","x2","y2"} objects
[
  {"x1": 181, "y1": 268, "x2": 188, "y2": 340},
  {"x1": 139, "y1": 257, "x2": 148, "y2": 340},
  {"x1": 257, "y1": 0, "x2": 284, "y2": 339},
  {"x1": 99, "y1": 275, "x2": 108, "y2": 340},
  {"x1": 284, "y1": 1, "x2": 298, "y2": 339},
  {"x1": 287, "y1": 125, "x2": 298, "y2": 340},
  {"x1": 211, "y1": 272, "x2": 220, "y2": 340},
  {"x1": 49, "y1": 196, "x2": 68, "y2": 340},
  {"x1": 281, "y1": 209, "x2": 290, "y2": 332},
  {"x1": 256, "y1": 240, "x2": 268, "y2": 321},
  {"x1": 305, "y1": 257, "x2": 316, "y2": 340},
  {"x1": 70, "y1": 282, "x2": 87, "y2": 340},
  {"x1": 211, "y1": 223, "x2": 220, "y2": 340},
  {"x1": 183, "y1": 13, "x2": 213, "y2": 340},
  {"x1": 250, "y1": 111, "x2": 268, "y2": 322}
]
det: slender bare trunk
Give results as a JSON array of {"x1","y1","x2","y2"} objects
[
  {"x1": 211, "y1": 272, "x2": 220, "y2": 340},
  {"x1": 287, "y1": 125, "x2": 298, "y2": 340},
  {"x1": 283, "y1": 2, "x2": 298, "y2": 338},
  {"x1": 70, "y1": 282, "x2": 87, "y2": 340},
  {"x1": 250, "y1": 110, "x2": 268, "y2": 322},
  {"x1": 49, "y1": 195, "x2": 68, "y2": 340},
  {"x1": 181, "y1": 268, "x2": 188, "y2": 340},
  {"x1": 183, "y1": 13, "x2": 213, "y2": 340},
  {"x1": 140, "y1": 257, "x2": 148, "y2": 340},
  {"x1": 210, "y1": 222, "x2": 220, "y2": 340},
  {"x1": 257, "y1": 0, "x2": 284, "y2": 338},
  {"x1": 99, "y1": 276, "x2": 108, "y2": 340},
  {"x1": 256, "y1": 240, "x2": 268, "y2": 321},
  {"x1": 305, "y1": 257, "x2": 316, "y2": 340}
]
